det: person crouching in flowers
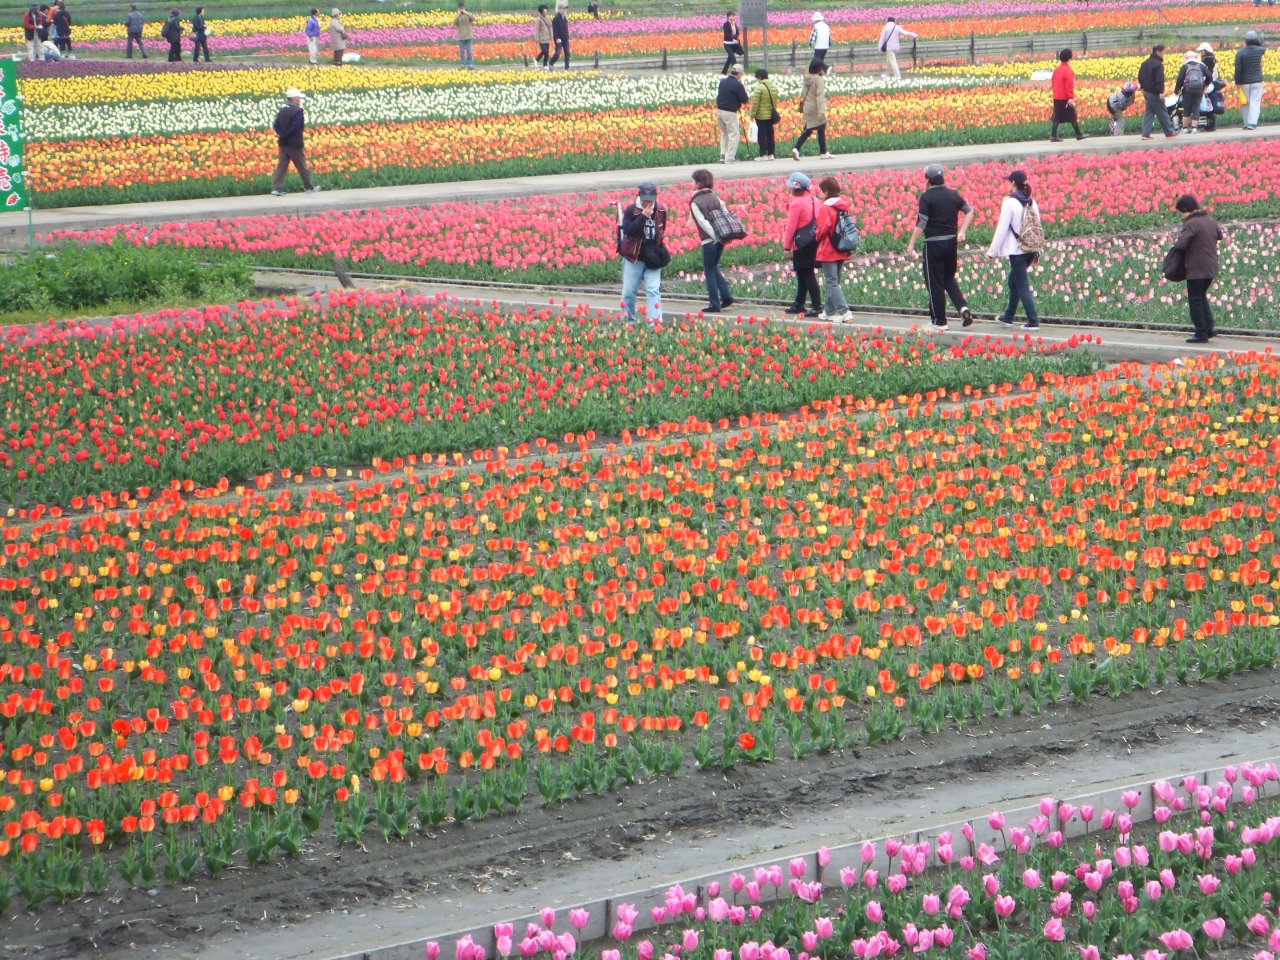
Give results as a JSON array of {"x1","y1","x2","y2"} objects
[
  {"x1": 987, "y1": 170, "x2": 1042, "y2": 330},
  {"x1": 617, "y1": 182, "x2": 668, "y2": 326}
]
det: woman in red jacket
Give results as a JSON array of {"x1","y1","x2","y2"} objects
[
  {"x1": 1050, "y1": 48, "x2": 1086, "y2": 142},
  {"x1": 813, "y1": 176, "x2": 854, "y2": 324}
]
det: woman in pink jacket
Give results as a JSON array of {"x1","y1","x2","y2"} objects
[
  {"x1": 781, "y1": 172, "x2": 821, "y2": 317},
  {"x1": 813, "y1": 176, "x2": 853, "y2": 323}
]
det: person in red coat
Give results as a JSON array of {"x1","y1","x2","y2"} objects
[
  {"x1": 1050, "y1": 48, "x2": 1086, "y2": 142},
  {"x1": 813, "y1": 176, "x2": 854, "y2": 323}
]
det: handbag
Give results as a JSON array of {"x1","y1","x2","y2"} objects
[
  {"x1": 793, "y1": 198, "x2": 818, "y2": 250},
  {"x1": 747, "y1": 121, "x2": 758, "y2": 143},
  {"x1": 709, "y1": 206, "x2": 747, "y2": 243},
  {"x1": 619, "y1": 231, "x2": 642, "y2": 263},
  {"x1": 1162, "y1": 245, "x2": 1187, "y2": 283},
  {"x1": 641, "y1": 242, "x2": 671, "y2": 270}
]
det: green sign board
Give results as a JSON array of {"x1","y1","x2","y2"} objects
[{"x1": 0, "y1": 60, "x2": 27, "y2": 212}]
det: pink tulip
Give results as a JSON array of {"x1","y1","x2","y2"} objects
[
  {"x1": 934, "y1": 926, "x2": 953, "y2": 949},
  {"x1": 1198, "y1": 874, "x2": 1220, "y2": 894},
  {"x1": 982, "y1": 875, "x2": 1000, "y2": 898},
  {"x1": 613, "y1": 925, "x2": 633, "y2": 941},
  {"x1": 817, "y1": 847, "x2": 830, "y2": 868},
  {"x1": 569, "y1": 910, "x2": 589, "y2": 931},
  {"x1": 789, "y1": 858, "x2": 806, "y2": 879},
  {"x1": 961, "y1": 823, "x2": 975, "y2": 843},
  {"x1": 801, "y1": 933, "x2": 818, "y2": 952},
  {"x1": 638, "y1": 942, "x2": 654, "y2": 960},
  {"x1": 1133, "y1": 846, "x2": 1150, "y2": 867},
  {"x1": 840, "y1": 868, "x2": 857, "y2": 888},
  {"x1": 1144, "y1": 952, "x2": 1168, "y2": 960},
  {"x1": 1080, "y1": 805, "x2": 1095, "y2": 824},
  {"x1": 602, "y1": 952, "x2": 620, "y2": 960},
  {"x1": 995, "y1": 896, "x2": 1016, "y2": 919},
  {"x1": 706, "y1": 882, "x2": 719, "y2": 899},
  {"x1": 740, "y1": 942, "x2": 760, "y2": 960},
  {"x1": 1051, "y1": 892, "x2": 1073, "y2": 919},
  {"x1": 457, "y1": 937, "x2": 478, "y2": 960},
  {"x1": 1121, "y1": 790, "x2": 1141, "y2": 809},
  {"x1": 1043, "y1": 919, "x2": 1066, "y2": 942},
  {"x1": 1160, "y1": 869, "x2": 1176, "y2": 889},
  {"x1": 862, "y1": 841, "x2": 876, "y2": 864},
  {"x1": 887, "y1": 875, "x2": 908, "y2": 895},
  {"x1": 863, "y1": 870, "x2": 879, "y2": 889},
  {"x1": 1250, "y1": 915, "x2": 1273, "y2": 937},
  {"x1": 540, "y1": 909, "x2": 555, "y2": 928},
  {"x1": 867, "y1": 901, "x2": 884, "y2": 923},
  {"x1": 1158, "y1": 930, "x2": 1194, "y2": 952},
  {"x1": 1079, "y1": 946, "x2": 1100, "y2": 960},
  {"x1": 428, "y1": 944, "x2": 441, "y2": 960},
  {"x1": 989, "y1": 812, "x2": 1006, "y2": 831},
  {"x1": 715, "y1": 950, "x2": 732, "y2": 960},
  {"x1": 1203, "y1": 919, "x2": 1226, "y2": 941},
  {"x1": 885, "y1": 838, "x2": 902, "y2": 858},
  {"x1": 708, "y1": 899, "x2": 729, "y2": 923},
  {"x1": 968, "y1": 945, "x2": 986, "y2": 960},
  {"x1": 1022, "y1": 869, "x2": 1042, "y2": 889},
  {"x1": 519, "y1": 939, "x2": 539, "y2": 958},
  {"x1": 683, "y1": 931, "x2": 698, "y2": 952},
  {"x1": 498, "y1": 938, "x2": 513, "y2": 957}
]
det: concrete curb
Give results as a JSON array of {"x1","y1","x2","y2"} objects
[{"x1": 318, "y1": 752, "x2": 1280, "y2": 960}]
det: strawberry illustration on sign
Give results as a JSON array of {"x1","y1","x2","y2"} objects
[{"x1": 0, "y1": 61, "x2": 26, "y2": 213}]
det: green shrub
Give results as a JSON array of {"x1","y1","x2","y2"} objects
[{"x1": 0, "y1": 241, "x2": 254, "y2": 315}]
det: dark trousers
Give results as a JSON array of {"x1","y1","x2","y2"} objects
[
  {"x1": 272, "y1": 144, "x2": 316, "y2": 192},
  {"x1": 1186, "y1": 277, "x2": 1215, "y2": 338},
  {"x1": 536, "y1": 41, "x2": 550, "y2": 65},
  {"x1": 813, "y1": 47, "x2": 827, "y2": 62},
  {"x1": 722, "y1": 42, "x2": 742, "y2": 74},
  {"x1": 549, "y1": 38, "x2": 568, "y2": 68},
  {"x1": 333, "y1": 48, "x2": 344, "y2": 64},
  {"x1": 167, "y1": 39, "x2": 182, "y2": 61},
  {"x1": 1001, "y1": 253, "x2": 1039, "y2": 325},
  {"x1": 922, "y1": 238, "x2": 967, "y2": 325},
  {"x1": 1142, "y1": 90, "x2": 1175, "y2": 136},
  {"x1": 701, "y1": 242, "x2": 732, "y2": 309},
  {"x1": 791, "y1": 260, "x2": 821, "y2": 312},
  {"x1": 1050, "y1": 98, "x2": 1081, "y2": 138},
  {"x1": 126, "y1": 32, "x2": 146, "y2": 57},
  {"x1": 192, "y1": 33, "x2": 210, "y2": 61},
  {"x1": 756, "y1": 119, "x2": 776, "y2": 157},
  {"x1": 794, "y1": 123, "x2": 826, "y2": 154},
  {"x1": 55, "y1": 35, "x2": 69, "y2": 52}
]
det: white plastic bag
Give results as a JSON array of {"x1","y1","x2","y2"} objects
[{"x1": 747, "y1": 120, "x2": 758, "y2": 143}]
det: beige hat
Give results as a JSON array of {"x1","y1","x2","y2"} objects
[
  {"x1": 285, "y1": 87, "x2": 304, "y2": 99},
  {"x1": 331, "y1": 7, "x2": 339, "y2": 14}
]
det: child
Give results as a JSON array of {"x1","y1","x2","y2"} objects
[{"x1": 1106, "y1": 82, "x2": 1138, "y2": 135}]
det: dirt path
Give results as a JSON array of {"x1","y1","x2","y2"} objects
[{"x1": 10, "y1": 665, "x2": 1276, "y2": 960}]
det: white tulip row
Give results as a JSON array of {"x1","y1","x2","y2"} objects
[{"x1": 29, "y1": 73, "x2": 1003, "y2": 141}]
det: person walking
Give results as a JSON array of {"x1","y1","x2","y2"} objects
[
  {"x1": 1139, "y1": 44, "x2": 1178, "y2": 139},
  {"x1": 813, "y1": 176, "x2": 854, "y2": 323},
  {"x1": 191, "y1": 6, "x2": 210, "y2": 62},
  {"x1": 809, "y1": 12, "x2": 830, "y2": 68},
  {"x1": 533, "y1": 4, "x2": 552, "y2": 68},
  {"x1": 1234, "y1": 31, "x2": 1265, "y2": 130},
  {"x1": 749, "y1": 68, "x2": 779, "y2": 160},
  {"x1": 454, "y1": 1, "x2": 475, "y2": 69},
  {"x1": 1106, "y1": 82, "x2": 1137, "y2": 134},
  {"x1": 329, "y1": 8, "x2": 347, "y2": 65},
  {"x1": 271, "y1": 88, "x2": 322, "y2": 196},
  {"x1": 22, "y1": 4, "x2": 39, "y2": 61},
  {"x1": 791, "y1": 60, "x2": 833, "y2": 160},
  {"x1": 124, "y1": 3, "x2": 147, "y2": 58},
  {"x1": 781, "y1": 172, "x2": 821, "y2": 317},
  {"x1": 548, "y1": 3, "x2": 569, "y2": 69},
  {"x1": 1167, "y1": 194, "x2": 1222, "y2": 342},
  {"x1": 877, "y1": 16, "x2": 916, "y2": 80},
  {"x1": 905, "y1": 163, "x2": 975, "y2": 331},
  {"x1": 51, "y1": 0, "x2": 70, "y2": 55},
  {"x1": 1173, "y1": 50, "x2": 1208, "y2": 132},
  {"x1": 305, "y1": 8, "x2": 321, "y2": 64},
  {"x1": 1050, "y1": 48, "x2": 1086, "y2": 141},
  {"x1": 617, "y1": 182, "x2": 667, "y2": 326},
  {"x1": 688, "y1": 169, "x2": 736, "y2": 313},
  {"x1": 162, "y1": 7, "x2": 183, "y2": 61},
  {"x1": 987, "y1": 170, "x2": 1042, "y2": 330},
  {"x1": 586, "y1": 0, "x2": 599, "y2": 19},
  {"x1": 721, "y1": 11, "x2": 742, "y2": 75},
  {"x1": 716, "y1": 64, "x2": 749, "y2": 163}
]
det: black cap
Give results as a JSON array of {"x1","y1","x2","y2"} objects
[{"x1": 1007, "y1": 170, "x2": 1027, "y2": 186}]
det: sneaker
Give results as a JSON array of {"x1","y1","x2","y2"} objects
[
  {"x1": 764, "y1": 155, "x2": 776, "y2": 161},
  {"x1": 309, "y1": 186, "x2": 323, "y2": 193},
  {"x1": 792, "y1": 148, "x2": 801, "y2": 161},
  {"x1": 271, "y1": 190, "x2": 285, "y2": 196},
  {"x1": 803, "y1": 310, "x2": 820, "y2": 318},
  {"x1": 960, "y1": 306, "x2": 974, "y2": 327},
  {"x1": 996, "y1": 315, "x2": 1014, "y2": 326},
  {"x1": 837, "y1": 310, "x2": 854, "y2": 324},
  {"x1": 1076, "y1": 134, "x2": 1088, "y2": 141},
  {"x1": 1186, "y1": 336, "x2": 1210, "y2": 343},
  {"x1": 1021, "y1": 323, "x2": 1040, "y2": 331},
  {"x1": 754, "y1": 156, "x2": 769, "y2": 162},
  {"x1": 1141, "y1": 136, "x2": 1154, "y2": 141},
  {"x1": 703, "y1": 305, "x2": 723, "y2": 313},
  {"x1": 819, "y1": 152, "x2": 835, "y2": 159},
  {"x1": 1049, "y1": 136, "x2": 1063, "y2": 143},
  {"x1": 724, "y1": 158, "x2": 740, "y2": 164},
  {"x1": 1166, "y1": 132, "x2": 1180, "y2": 138},
  {"x1": 933, "y1": 323, "x2": 948, "y2": 333},
  {"x1": 817, "y1": 312, "x2": 829, "y2": 321}
]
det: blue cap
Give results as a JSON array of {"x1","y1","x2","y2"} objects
[{"x1": 786, "y1": 172, "x2": 811, "y2": 190}]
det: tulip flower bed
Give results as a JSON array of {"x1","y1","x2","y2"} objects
[
  {"x1": 1, "y1": 338, "x2": 1280, "y2": 910},
  {"x1": 0, "y1": 294, "x2": 1091, "y2": 505},
  {"x1": 51, "y1": 138, "x2": 1280, "y2": 289},
  {"x1": 668, "y1": 220, "x2": 1280, "y2": 330},
  {"x1": 449, "y1": 776, "x2": 1280, "y2": 960}
]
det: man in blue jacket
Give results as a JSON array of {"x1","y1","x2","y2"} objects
[
  {"x1": 271, "y1": 89, "x2": 322, "y2": 196},
  {"x1": 716, "y1": 63, "x2": 749, "y2": 163}
]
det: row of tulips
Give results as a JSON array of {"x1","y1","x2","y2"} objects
[
  {"x1": 667, "y1": 220, "x2": 1280, "y2": 329},
  {"x1": 925, "y1": 49, "x2": 1280, "y2": 80},
  {"x1": 51, "y1": 137, "x2": 1280, "y2": 288},
  {"x1": 0, "y1": 329, "x2": 1274, "y2": 904},
  {"x1": 10, "y1": 2, "x2": 1263, "y2": 63},
  {"x1": 434, "y1": 775, "x2": 1280, "y2": 960}
]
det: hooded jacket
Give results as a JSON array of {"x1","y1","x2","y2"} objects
[
  {"x1": 1234, "y1": 40, "x2": 1264, "y2": 85},
  {"x1": 814, "y1": 196, "x2": 853, "y2": 263}
]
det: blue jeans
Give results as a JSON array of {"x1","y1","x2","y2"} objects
[
  {"x1": 458, "y1": 39, "x2": 473, "y2": 66},
  {"x1": 621, "y1": 258, "x2": 662, "y2": 324},
  {"x1": 1001, "y1": 253, "x2": 1039, "y2": 325},
  {"x1": 701, "y1": 242, "x2": 732, "y2": 308}
]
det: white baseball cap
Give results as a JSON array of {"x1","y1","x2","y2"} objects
[
  {"x1": 285, "y1": 87, "x2": 305, "y2": 99},
  {"x1": 811, "y1": 11, "x2": 824, "y2": 21}
]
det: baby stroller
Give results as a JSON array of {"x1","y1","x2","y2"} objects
[{"x1": 1168, "y1": 78, "x2": 1226, "y2": 131}]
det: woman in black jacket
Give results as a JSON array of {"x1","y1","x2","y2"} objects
[
  {"x1": 1168, "y1": 194, "x2": 1223, "y2": 343},
  {"x1": 51, "y1": 0, "x2": 70, "y2": 54},
  {"x1": 722, "y1": 11, "x2": 742, "y2": 75},
  {"x1": 191, "y1": 5, "x2": 210, "y2": 61}
]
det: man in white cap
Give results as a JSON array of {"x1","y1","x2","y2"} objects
[
  {"x1": 877, "y1": 16, "x2": 917, "y2": 80},
  {"x1": 809, "y1": 12, "x2": 830, "y2": 69},
  {"x1": 271, "y1": 89, "x2": 322, "y2": 196}
]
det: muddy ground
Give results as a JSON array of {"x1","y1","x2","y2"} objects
[{"x1": 8, "y1": 664, "x2": 1278, "y2": 960}]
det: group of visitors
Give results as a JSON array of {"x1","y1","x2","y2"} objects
[
  {"x1": 715, "y1": 61, "x2": 834, "y2": 163},
  {"x1": 613, "y1": 164, "x2": 1222, "y2": 343},
  {"x1": 533, "y1": 1, "x2": 570, "y2": 69},
  {"x1": 1100, "y1": 35, "x2": 1267, "y2": 138},
  {"x1": 304, "y1": 8, "x2": 348, "y2": 64},
  {"x1": 20, "y1": 1, "x2": 71, "y2": 61},
  {"x1": 721, "y1": 11, "x2": 917, "y2": 80}
]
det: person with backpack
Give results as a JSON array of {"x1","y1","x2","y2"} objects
[
  {"x1": 876, "y1": 16, "x2": 916, "y2": 80},
  {"x1": 1165, "y1": 194, "x2": 1222, "y2": 343},
  {"x1": 162, "y1": 8, "x2": 183, "y2": 61},
  {"x1": 1234, "y1": 32, "x2": 1265, "y2": 130},
  {"x1": 688, "y1": 169, "x2": 739, "y2": 314},
  {"x1": 1106, "y1": 82, "x2": 1138, "y2": 135},
  {"x1": 749, "y1": 68, "x2": 780, "y2": 161},
  {"x1": 905, "y1": 163, "x2": 975, "y2": 332},
  {"x1": 781, "y1": 172, "x2": 821, "y2": 318},
  {"x1": 987, "y1": 170, "x2": 1043, "y2": 330},
  {"x1": 1050, "y1": 48, "x2": 1086, "y2": 141},
  {"x1": 305, "y1": 8, "x2": 322, "y2": 65},
  {"x1": 191, "y1": 6, "x2": 210, "y2": 62},
  {"x1": 617, "y1": 182, "x2": 668, "y2": 326},
  {"x1": 1174, "y1": 50, "x2": 1208, "y2": 132},
  {"x1": 813, "y1": 176, "x2": 857, "y2": 323}
]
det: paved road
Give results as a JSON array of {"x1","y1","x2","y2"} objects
[{"x1": 3, "y1": 125, "x2": 1274, "y2": 246}]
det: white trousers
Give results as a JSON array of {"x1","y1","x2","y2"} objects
[{"x1": 885, "y1": 49, "x2": 900, "y2": 79}]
